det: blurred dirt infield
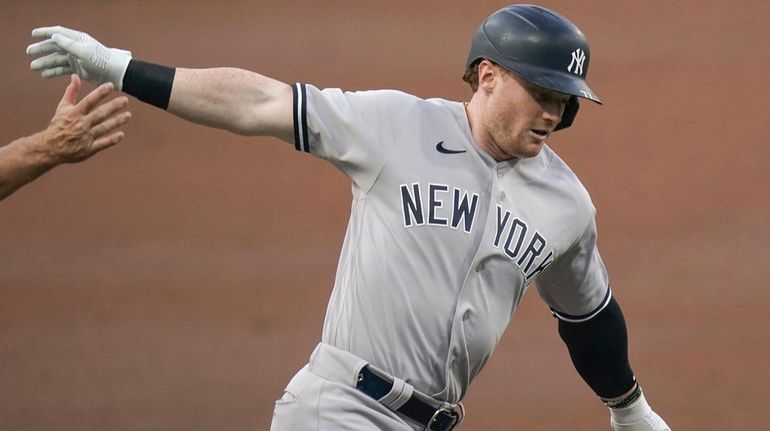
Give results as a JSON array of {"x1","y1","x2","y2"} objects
[{"x1": 1, "y1": 1, "x2": 768, "y2": 430}]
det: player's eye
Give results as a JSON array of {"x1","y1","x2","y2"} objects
[{"x1": 531, "y1": 89, "x2": 548, "y2": 102}]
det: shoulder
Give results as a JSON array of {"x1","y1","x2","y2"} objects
[
  {"x1": 300, "y1": 84, "x2": 463, "y2": 118},
  {"x1": 300, "y1": 84, "x2": 422, "y2": 109}
]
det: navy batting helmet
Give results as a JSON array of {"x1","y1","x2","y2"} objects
[{"x1": 466, "y1": 4, "x2": 601, "y2": 130}]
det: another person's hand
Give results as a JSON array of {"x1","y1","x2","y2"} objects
[
  {"x1": 27, "y1": 26, "x2": 132, "y2": 90},
  {"x1": 43, "y1": 74, "x2": 131, "y2": 164},
  {"x1": 0, "y1": 74, "x2": 130, "y2": 200}
]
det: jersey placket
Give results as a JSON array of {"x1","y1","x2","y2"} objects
[{"x1": 441, "y1": 161, "x2": 528, "y2": 402}]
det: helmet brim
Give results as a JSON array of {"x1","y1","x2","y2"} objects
[{"x1": 502, "y1": 61, "x2": 602, "y2": 105}]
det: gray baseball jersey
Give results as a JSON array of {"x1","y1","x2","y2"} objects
[{"x1": 291, "y1": 83, "x2": 610, "y2": 404}]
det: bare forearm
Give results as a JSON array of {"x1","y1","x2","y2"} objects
[
  {"x1": 168, "y1": 67, "x2": 293, "y2": 141},
  {"x1": 0, "y1": 133, "x2": 57, "y2": 200}
]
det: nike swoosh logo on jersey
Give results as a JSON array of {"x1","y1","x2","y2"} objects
[{"x1": 436, "y1": 141, "x2": 467, "y2": 154}]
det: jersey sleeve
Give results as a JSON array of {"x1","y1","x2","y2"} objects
[
  {"x1": 534, "y1": 215, "x2": 611, "y2": 322},
  {"x1": 292, "y1": 83, "x2": 414, "y2": 191}
]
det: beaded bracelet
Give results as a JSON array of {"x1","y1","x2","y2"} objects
[{"x1": 603, "y1": 383, "x2": 642, "y2": 409}]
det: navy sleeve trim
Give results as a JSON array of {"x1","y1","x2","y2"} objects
[
  {"x1": 550, "y1": 286, "x2": 612, "y2": 323},
  {"x1": 292, "y1": 83, "x2": 309, "y2": 153}
]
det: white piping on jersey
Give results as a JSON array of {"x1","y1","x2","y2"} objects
[
  {"x1": 293, "y1": 83, "x2": 309, "y2": 153},
  {"x1": 550, "y1": 287, "x2": 612, "y2": 323}
]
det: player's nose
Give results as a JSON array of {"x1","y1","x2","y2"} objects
[{"x1": 541, "y1": 103, "x2": 562, "y2": 124}]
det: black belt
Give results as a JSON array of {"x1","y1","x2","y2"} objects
[{"x1": 356, "y1": 366, "x2": 461, "y2": 431}]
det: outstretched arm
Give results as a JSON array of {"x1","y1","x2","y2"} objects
[
  {"x1": 27, "y1": 26, "x2": 293, "y2": 142},
  {"x1": 0, "y1": 75, "x2": 130, "y2": 200},
  {"x1": 168, "y1": 67, "x2": 293, "y2": 141},
  {"x1": 558, "y1": 296, "x2": 672, "y2": 430}
]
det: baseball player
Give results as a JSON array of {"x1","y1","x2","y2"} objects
[{"x1": 26, "y1": 5, "x2": 672, "y2": 430}]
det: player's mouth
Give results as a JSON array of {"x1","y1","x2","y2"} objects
[{"x1": 529, "y1": 128, "x2": 549, "y2": 139}]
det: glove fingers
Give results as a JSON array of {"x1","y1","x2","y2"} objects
[
  {"x1": 51, "y1": 33, "x2": 91, "y2": 58},
  {"x1": 30, "y1": 52, "x2": 70, "y2": 71},
  {"x1": 41, "y1": 65, "x2": 74, "y2": 79},
  {"x1": 26, "y1": 38, "x2": 64, "y2": 56},
  {"x1": 31, "y1": 26, "x2": 59, "y2": 38},
  {"x1": 31, "y1": 25, "x2": 81, "y2": 40}
]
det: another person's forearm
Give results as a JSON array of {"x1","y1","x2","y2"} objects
[{"x1": 0, "y1": 133, "x2": 58, "y2": 200}]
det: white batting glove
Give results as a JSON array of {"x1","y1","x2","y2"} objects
[
  {"x1": 27, "y1": 26, "x2": 131, "y2": 91},
  {"x1": 609, "y1": 391, "x2": 671, "y2": 431}
]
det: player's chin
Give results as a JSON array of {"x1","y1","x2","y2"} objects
[
  {"x1": 517, "y1": 147, "x2": 543, "y2": 159},
  {"x1": 517, "y1": 137, "x2": 546, "y2": 158}
]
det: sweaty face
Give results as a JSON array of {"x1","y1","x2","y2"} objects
[{"x1": 481, "y1": 67, "x2": 570, "y2": 161}]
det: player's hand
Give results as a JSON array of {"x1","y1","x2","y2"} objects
[
  {"x1": 608, "y1": 392, "x2": 671, "y2": 431},
  {"x1": 42, "y1": 74, "x2": 131, "y2": 164},
  {"x1": 27, "y1": 26, "x2": 132, "y2": 91}
]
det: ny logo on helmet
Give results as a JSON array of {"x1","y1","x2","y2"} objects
[{"x1": 567, "y1": 49, "x2": 586, "y2": 75}]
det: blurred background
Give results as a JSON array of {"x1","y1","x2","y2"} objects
[{"x1": 1, "y1": 1, "x2": 768, "y2": 430}]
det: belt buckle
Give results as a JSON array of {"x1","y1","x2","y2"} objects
[{"x1": 426, "y1": 405, "x2": 460, "y2": 431}]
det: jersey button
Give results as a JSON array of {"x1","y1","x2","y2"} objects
[
  {"x1": 496, "y1": 168, "x2": 504, "y2": 178},
  {"x1": 475, "y1": 263, "x2": 484, "y2": 272},
  {"x1": 498, "y1": 191, "x2": 506, "y2": 202},
  {"x1": 462, "y1": 310, "x2": 471, "y2": 321}
]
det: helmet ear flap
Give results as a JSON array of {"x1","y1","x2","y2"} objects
[{"x1": 554, "y1": 96, "x2": 580, "y2": 131}]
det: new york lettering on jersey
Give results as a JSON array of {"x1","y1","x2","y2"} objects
[
  {"x1": 400, "y1": 182, "x2": 554, "y2": 280},
  {"x1": 400, "y1": 183, "x2": 479, "y2": 233}
]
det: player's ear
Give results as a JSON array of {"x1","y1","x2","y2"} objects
[{"x1": 477, "y1": 60, "x2": 497, "y2": 93}]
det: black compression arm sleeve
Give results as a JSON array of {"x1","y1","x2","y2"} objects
[
  {"x1": 121, "y1": 60, "x2": 176, "y2": 110},
  {"x1": 557, "y1": 296, "x2": 636, "y2": 399}
]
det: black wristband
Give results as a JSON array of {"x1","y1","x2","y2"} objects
[{"x1": 122, "y1": 60, "x2": 176, "y2": 110}]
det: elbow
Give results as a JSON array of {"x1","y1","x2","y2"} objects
[
  {"x1": 227, "y1": 84, "x2": 294, "y2": 138},
  {"x1": 224, "y1": 115, "x2": 263, "y2": 136},
  {"x1": 224, "y1": 111, "x2": 280, "y2": 137}
]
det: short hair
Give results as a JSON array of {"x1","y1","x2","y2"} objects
[
  {"x1": 463, "y1": 59, "x2": 515, "y2": 93},
  {"x1": 461, "y1": 60, "x2": 481, "y2": 93}
]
